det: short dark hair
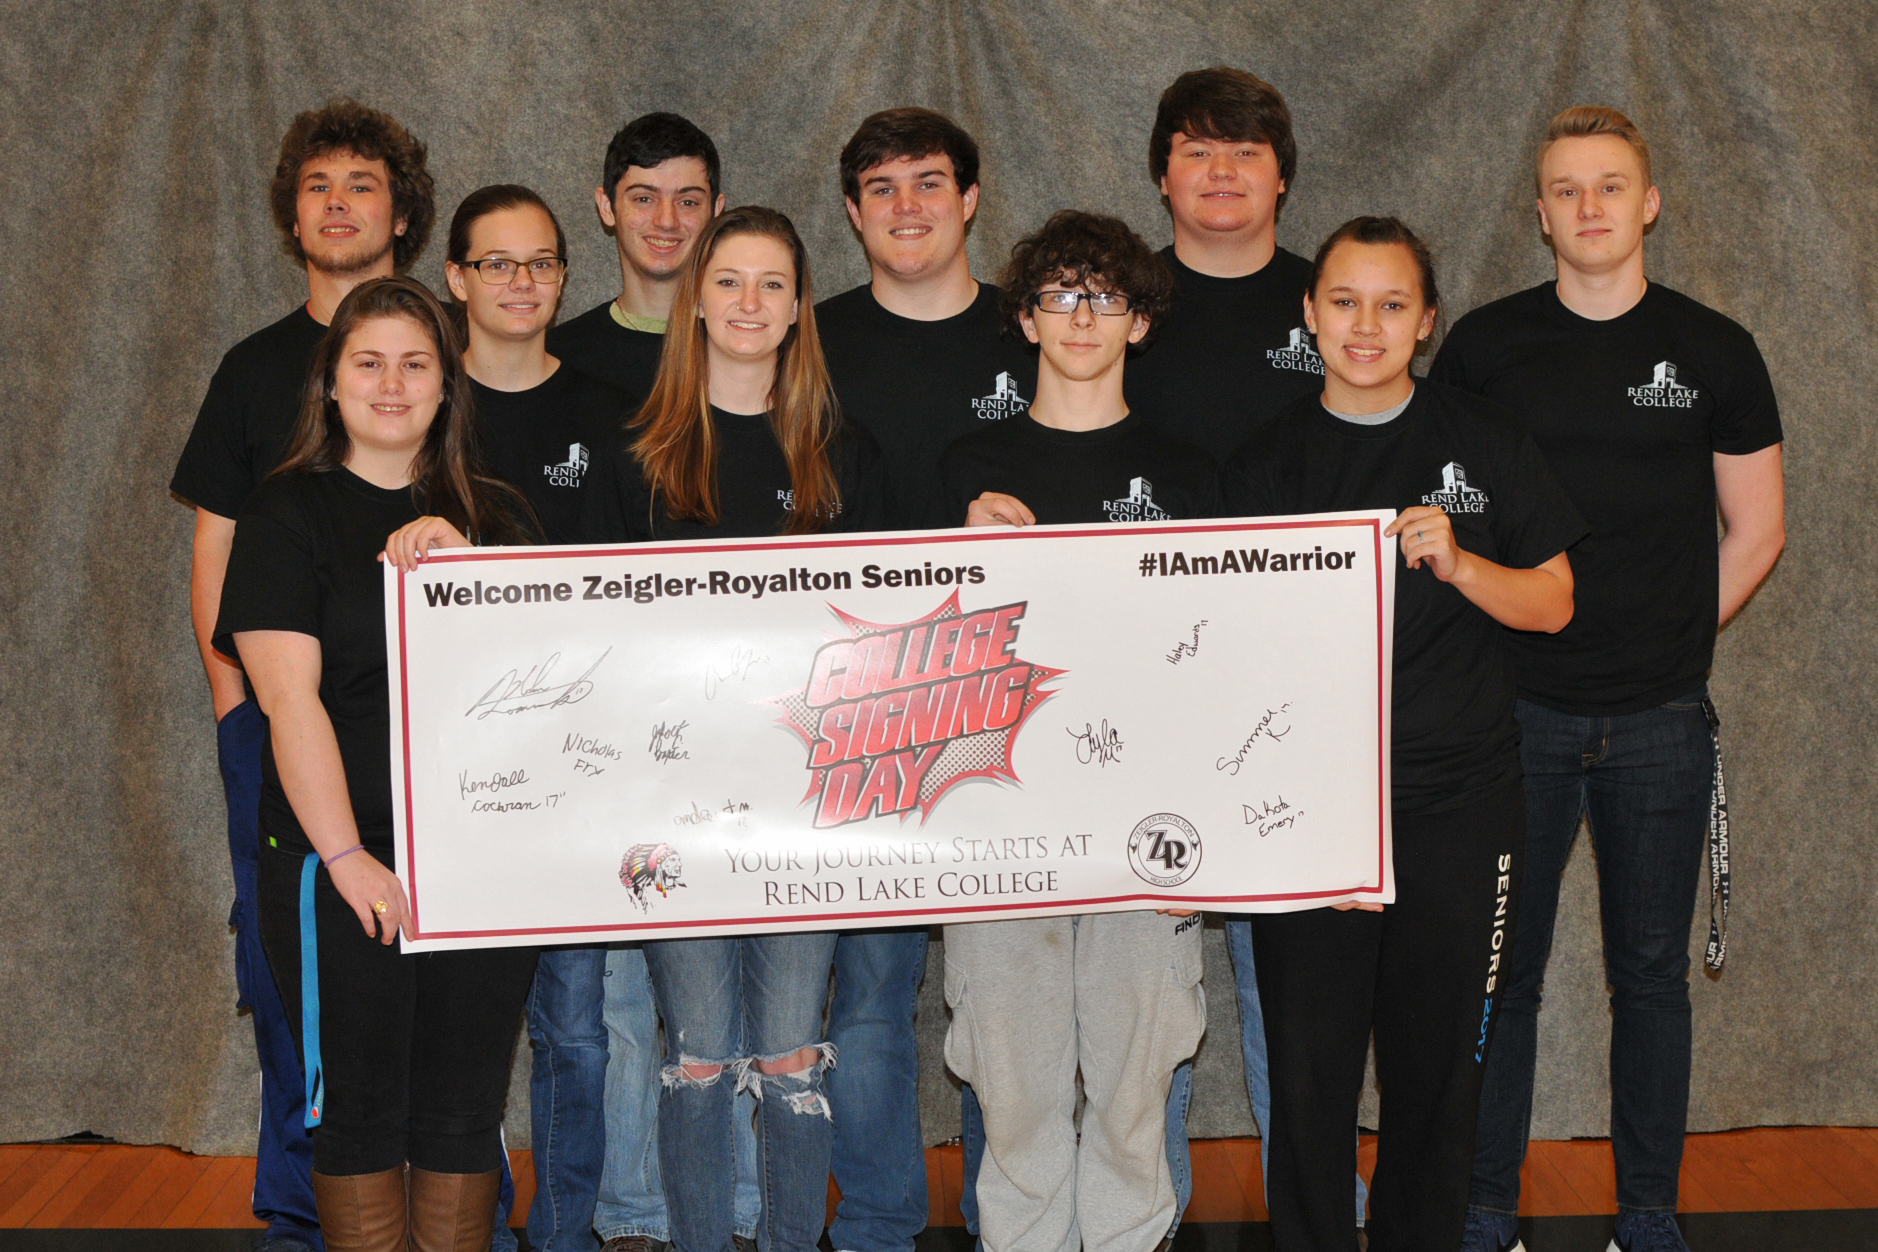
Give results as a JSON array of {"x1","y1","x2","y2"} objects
[
  {"x1": 997, "y1": 210, "x2": 1175, "y2": 345},
  {"x1": 1149, "y1": 68, "x2": 1297, "y2": 216},
  {"x1": 447, "y1": 184, "x2": 568, "y2": 266},
  {"x1": 603, "y1": 112, "x2": 721, "y2": 202},
  {"x1": 839, "y1": 108, "x2": 981, "y2": 204},
  {"x1": 269, "y1": 99, "x2": 435, "y2": 272},
  {"x1": 1307, "y1": 215, "x2": 1441, "y2": 313}
]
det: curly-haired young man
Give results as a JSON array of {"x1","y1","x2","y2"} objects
[
  {"x1": 169, "y1": 98, "x2": 435, "y2": 1252},
  {"x1": 938, "y1": 211, "x2": 1214, "y2": 1252}
]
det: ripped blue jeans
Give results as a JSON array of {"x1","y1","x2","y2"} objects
[{"x1": 644, "y1": 931, "x2": 839, "y2": 1252}]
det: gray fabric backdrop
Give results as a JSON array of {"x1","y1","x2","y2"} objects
[{"x1": 2, "y1": 1, "x2": 1873, "y2": 1156}]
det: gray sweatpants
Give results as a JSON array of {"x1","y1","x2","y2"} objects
[{"x1": 943, "y1": 911, "x2": 1207, "y2": 1252}]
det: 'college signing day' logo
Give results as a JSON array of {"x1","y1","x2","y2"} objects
[{"x1": 770, "y1": 592, "x2": 1063, "y2": 828}]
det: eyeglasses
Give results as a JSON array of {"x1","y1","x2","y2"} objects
[
  {"x1": 458, "y1": 256, "x2": 568, "y2": 285},
  {"x1": 1032, "y1": 289, "x2": 1134, "y2": 316}
]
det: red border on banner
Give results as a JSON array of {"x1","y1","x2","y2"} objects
[{"x1": 397, "y1": 517, "x2": 1390, "y2": 940}]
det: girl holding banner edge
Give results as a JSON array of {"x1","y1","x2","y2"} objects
[
  {"x1": 216, "y1": 275, "x2": 540, "y2": 1252},
  {"x1": 1218, "y1": 218, "x2": 1586, "y2": 1251},
  {"x1": 578, "y1": 206, "x2": 884, "y2": 1252}
]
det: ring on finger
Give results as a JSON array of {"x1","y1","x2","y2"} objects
[{"x1": 372, "y1": 899, "x2": 389, "y2": 915}]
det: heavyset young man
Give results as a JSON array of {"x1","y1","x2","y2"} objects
[
  {"x1": 170, "y1": 99, "x2": 436, "y2": 1252},
  {"x1": 1434, "y1": 107, "x2": 1785, "y2": 1252},
  {"x1": 1125, "y1": 68, "x2": 1321, "y2": 460},
  {"x1": 1126, "y1": 66, "x2": 1368, "y2": 1231},
  {"x1": 811, "y1": 107, "x2": 1037, "y2": 1252}
]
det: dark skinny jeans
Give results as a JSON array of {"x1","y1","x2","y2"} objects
[{"x1": 259, "y1": 841, "x2": 538, "y2": 1176}]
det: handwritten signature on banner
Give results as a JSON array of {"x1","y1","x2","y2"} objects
[{"x1": 466, "y1": 649, "x2": 611, "y2": 720}]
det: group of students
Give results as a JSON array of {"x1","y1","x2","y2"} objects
[{"x1": 172, "y1": 66, "x2": 1786, "y2": 1252}]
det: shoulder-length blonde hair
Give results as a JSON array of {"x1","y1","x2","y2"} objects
[
  {"x1": 630, "y1": 205, "x2": 841, "y2": 534},
  {"x1": 273, "y1": 275, "x2": 533, "y2": 543}
]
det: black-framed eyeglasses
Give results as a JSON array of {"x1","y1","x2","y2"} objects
[
  {"x1": 459, "y1": 256, "x2": 568, "y2": 285},
  {"x1": 1032, "y1": 289, "x2": 1134, "y2": 316}
]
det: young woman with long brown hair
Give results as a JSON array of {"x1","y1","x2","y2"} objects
[
  {"x1": 215, "y1": 275, "x2": 538, "y2": 1252},
  {"x1": 582, "y1": 204, "x2": 884, "y2": 541},
  {"x1": 579, "y1": 206, "x2": 883, "y2": 1252}
]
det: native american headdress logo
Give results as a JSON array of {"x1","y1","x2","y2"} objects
[
  {"x1": 767, "y1": 592, "x2": 1063, "y2": 829},
  {"x1": 619, "y1": 842, "x2": 685, "y2": 910}
]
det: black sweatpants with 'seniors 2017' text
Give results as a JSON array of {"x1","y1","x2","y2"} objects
[{"x1": 1253, "y1": 778, "x2": 1524, "y2": 1252}]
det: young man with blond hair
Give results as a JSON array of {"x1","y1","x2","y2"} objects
[{"x1": 1435, "y1": 106, "x2": 1785, "y2": 1252}]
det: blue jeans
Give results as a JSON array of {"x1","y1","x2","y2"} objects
[
  {"x1": 524, "y1": 946, "x2": 611, "y2": 1251},
  {"x1": 959, "y1": 1066, "x2": 1192, "y2": 1241},
  {"x1": 827, "y1": 928, "x2": 930, "y2": 1252},
  {"x1": 1225, "y1": 918, "x2": 1368, "y2": 1225},
  {"x1": 1470, "y1": 692, "x2": 1714, "y2": 1216},
  {"x1": 597, "y1": 945, "x2": 762, "y2": 1243},
  {"x1": 645, "y1": 932, "x2": 839, "y2": 1252},
  {"x1": 218, "y1": 700, "x2": 323, "y2": 1250}
]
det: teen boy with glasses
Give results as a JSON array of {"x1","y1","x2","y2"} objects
[{"x1": 938, "y1": 210, "x2": 1214, "y2": 1252}]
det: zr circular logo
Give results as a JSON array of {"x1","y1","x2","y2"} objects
[{"x1": 1128, "y1": 814, "x2": 1202, "y2": 887}]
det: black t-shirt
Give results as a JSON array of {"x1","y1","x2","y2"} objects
[
  {"x1": 1222, "y1": 384, "x2": 1588, "y2": 813},
  {"x1": 816, "y1": 282, "x2": 1038, "y2": 529},
  {"x1": 171, "y1": 306, "x2": 326, "y2": 517},
  {"x1": 546, "y1": 300, "x2": 665, "y2": 401},
  {"x1": 580, "y1": 407, "x2": 889, "y2": 542},
  {"x1": 1123, "y1": 246, "x2": 1321, "y2": 461},
  {"x1": 1430, "y1": 282, "x2": 1783, "y2": 715},
  {"x1": 471, "y1": 366, "x2": 634, "y2": 544},
  {"x1": 938, "y1": 411, "x2": 1220, "y2": 526},
  {"x1": 213, "y1": 469, "x2": 420, "y2": 855}
]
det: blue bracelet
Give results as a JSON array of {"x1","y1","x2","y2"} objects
[{"x1": 321, "y1": 844, "x2": 367, "y2": 869}]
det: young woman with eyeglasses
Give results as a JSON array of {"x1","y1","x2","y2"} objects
[{"x1": 443, "y1": 184, "x2": 636, "y2": 544}]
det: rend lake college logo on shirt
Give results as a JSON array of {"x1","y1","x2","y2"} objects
[
  {"x1": 1103, "y1": 477, "x2": 1171, "y2": 522},
  {"x1": 1629, "y1": 361, "x2": 1699, "y2": 408},
  {"x1": 1422, "y1": 462, "x2": 1489, "y2": 514},
  {"x1": 971, "y1": 371, "x2": 1031, "y2": 420},
  {"x1": 545, "y1": 442, "x2": 590, "y2": 488},
  {"x1": 1267, "y1": 327, "x2": 1325, "y2": 375}
]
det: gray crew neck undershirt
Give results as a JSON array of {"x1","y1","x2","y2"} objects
[{"x1": 1322, "y1": 386, "x2": 1414, "y2": 426}]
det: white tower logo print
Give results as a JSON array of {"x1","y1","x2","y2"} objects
[
  {"x1": 1628, "y1": 361, "x2": 1699, "y2": 408},
  {"x1": 1103, "y1": 477, "x2": 1170, "y2": 522},
  {"x1": 1267, "y1": 326, "x2": 1325, "y2": 374},
  {"x1": 972, "y1": 371, "x2": 1032, "y2": 420},
  {"x1": 1422, "y1": 462, "x2": 1489, "y2": 513},
  {"x1": 545, "y1": 442, "x2": 590, "y2": 487}
]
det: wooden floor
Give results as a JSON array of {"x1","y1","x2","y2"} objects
[{"x1": 3, "y1": 1130, "x2": 1876, "y2": 1230}]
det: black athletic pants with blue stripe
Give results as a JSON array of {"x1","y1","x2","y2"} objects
[{"x1": 1253, "y1": 778, "x2": 1524, "y2": 1252}]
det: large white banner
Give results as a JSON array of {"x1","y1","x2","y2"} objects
[{"x1": 386, "y1": 513, "x2": 1396, "y2": 950}]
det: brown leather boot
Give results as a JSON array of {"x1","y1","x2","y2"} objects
[
  {"x1": 311, "y1": 1167, "x2": 407, "y2": 1252},
  {"x1": 407, "y1": 1167, "x2": 501, "y2": 1252}
]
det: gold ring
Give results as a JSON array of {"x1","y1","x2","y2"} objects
[{"x1": 372, "y1": 900, "x2": 389, "y2": 915}]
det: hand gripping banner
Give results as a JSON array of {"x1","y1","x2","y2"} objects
[{"x1": 386, "y1": 514, "x2": 1396, "y2": 950}]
